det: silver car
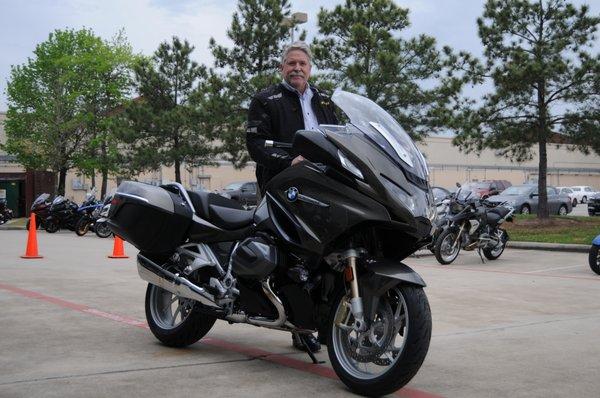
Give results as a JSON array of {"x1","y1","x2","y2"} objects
[{"x1": 487, "y1": 185, "x2": 572, "y2": 215}]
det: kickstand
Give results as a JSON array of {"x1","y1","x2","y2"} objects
[
  {"x1": 294, "y1": 332, "x2": 325, "y2": 364},
  {"x1": 478, "y1": 247, "x2": 485, "y2": 263}
]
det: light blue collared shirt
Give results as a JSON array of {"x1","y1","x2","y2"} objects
[{"x1": 282, "y1": 81, "x2": 320, "y2": 131}]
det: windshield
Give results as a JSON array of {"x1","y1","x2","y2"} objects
[
  {"x1": 331, "y1": 90, "x2": 429, "y2": 180},
  {"x1": 33, "y1": 193, "x2": 50, "y2": 205},
  {"x1": 52, "y1": 196, "x2": 66, "y2": 205},
  {"x1": 502, "y1": 186, "x2": 533, "y2": 196}
]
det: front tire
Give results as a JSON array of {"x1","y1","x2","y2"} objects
[
  {"x1": 95, "y1": 221, "x2": 112, "y2": 238},
  {"x1": 434, "y1": 228, "x2": 461, "y2": 265},
  {"x1": 520, "y1": 204, "x2": 531, "y2": 214},
  {"x1": 327, "y1": 286, "x2": 431, "y2": 397},
  {"x1": 145, "y1": 284, "x2": 216, "y2": 347},
  {"x1": 589, "y1": 245, "x2": 600, "y2": 275},
  {"x1": 45, "y1": 220, "x2": 59, "y2": 233}
]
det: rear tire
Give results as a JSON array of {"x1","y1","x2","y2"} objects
[
  {"x1": 45, "y1": 221, "x2": 59, "y2": 233},
  {"x1": 483, "y1": 230, "x2": 507, "y2": 260},
  {"x1": 434, "y1": 228, "x2": 461, "y2": 265},
  {"x1": 145, "y1": 284, "x2": 217, "y2": 347},
  {"x1": 582, "y1": 196, "x2": 587, "y2": 204},
  {"x1": 327, "y1": 286, "x2": 431, "y2": 397},
  {"x1": 558, "y1": 205, "x2": 567, "y2": 216},
  {"x1": 589, "y1": 245, "x2": 600, "y2": 275}
]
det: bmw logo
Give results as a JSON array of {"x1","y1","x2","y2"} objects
[{"x1": 286, "y1": 187, "x2": 299, "y2": 202}]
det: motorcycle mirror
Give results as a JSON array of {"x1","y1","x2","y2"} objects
[{"x1": 456, "y1": 182, "x2": 461, "y2": 188}]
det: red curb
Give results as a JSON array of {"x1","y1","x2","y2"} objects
[{"x1": 0, "y1": 282, "x2": 444, "y2": 398}]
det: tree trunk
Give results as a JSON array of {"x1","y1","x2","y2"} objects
[
  {"x1": 57, "y1": 167, "x2": 67, "y2": 196},
  {"x1": 174, "y1": 132, "x2": 181, "y2": 183},
  {"x1": 537, "y1": 139, "x2": 549, "y2": 219},
  {"x1": 101, "y1": 168, "x2": 108, "y2": 199},
  {"x1": 174, "y1": 158, "x2": 181, "y2": 183},
  {"x1": 91, "y1": 171, "x2": 96, "y2": 190}
]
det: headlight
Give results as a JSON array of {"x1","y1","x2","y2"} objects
[
  {"x1": 338, "y1": 150, "x2": 364, "y2": 180},
  {"x1": 381, "y1": 177, "x2": 433, "y2": 219}
]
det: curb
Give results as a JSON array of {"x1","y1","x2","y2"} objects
[{"x1": 507, "y1": 241, "x2": 590, "y2": 253}]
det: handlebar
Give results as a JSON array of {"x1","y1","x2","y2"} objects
[{"x1": 265, "y1": 140, "x2": 292, "y2": 149}]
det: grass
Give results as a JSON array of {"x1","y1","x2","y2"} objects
[{"x1": 503, "y1": 214, "x2": 600, "y2": 245}]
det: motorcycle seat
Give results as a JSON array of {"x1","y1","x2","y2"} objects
[
  {"x1": 187, "y1": 190, "x2": 254, "y2": 230},
  {"x1": 488, "y1": 206, "x2": 511, "y2": 218}
]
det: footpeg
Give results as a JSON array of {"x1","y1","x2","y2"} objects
[{"x1": 287, "y1": 266, "x2": 309, "y2": 283}]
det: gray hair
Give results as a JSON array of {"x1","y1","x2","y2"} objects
[{"x1": 281, "y1": 41, "x2": 312, "y2": 64}]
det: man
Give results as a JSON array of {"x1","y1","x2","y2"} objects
[{"x1": 246, "y1": 41, "x2": 338, "y2": 353}]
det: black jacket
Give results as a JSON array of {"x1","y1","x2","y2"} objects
[{"x1": 246, "y1": 83, "x2": 339, "y2": 193}]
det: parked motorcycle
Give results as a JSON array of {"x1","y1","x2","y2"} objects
[
  {"x1": 589, "y1": 234, "x2": 600, "y2": 275},
  {"x1": 0, "y1": 198, "x2": 14, "y2": 225},
  {"x1": 433, "y1": 187, "x2": 514, "y2": 265},
  {"x1": 107, "y1": 90, "x2": 435, "y2": 396},
  {"x1": 74, "y1": 189, "x2": 103, "y2": 236},
  {"x1": 25, "y1": 193, "x2": 52, "y2": 230},
  {"x1": 44, "y1": 196, "x2": 81, "y2": 233},
  {"x1": 93, "y1": 194, "x2": 114, "y2": 238}
]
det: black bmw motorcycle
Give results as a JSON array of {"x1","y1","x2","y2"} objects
[
  {"x1": 25, "y1": 193, "x2": 52, "y2": 230},
  {"x1": 108, "y1": 91, "x2": 436, "y2": 396},
  {"x1": 44, "y1": 196, "x2": 81, "y2": 233},
  {"x1": 433, "y1": 188, "x2": 514, "y2": 265}
]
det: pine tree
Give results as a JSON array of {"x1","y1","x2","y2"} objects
[
  {"x1": 312, "y1": 0, "x2": 468, "y2": 140},
  {"x1": 454, "y1": 0, "x2": 600, "y2": 219},
  {"x1": 122, "y1": 37, "x2": 216, "y2": 183},
  {"x1": 207, "y1": 0, "x2": 292, "y2": 166}
]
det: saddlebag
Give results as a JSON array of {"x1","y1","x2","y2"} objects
[{"x1": 107, "y1": 181, "x2": 193, "y2": 253}]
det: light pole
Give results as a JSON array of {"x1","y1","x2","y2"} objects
[{"x1": 281, "y1": 12, "x2": 308, "y2": 43}]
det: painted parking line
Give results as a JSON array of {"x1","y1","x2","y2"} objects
[
  {"x1": 523, "y1": 265, "x2": 586, "y2": 274},
  {"x1": 0, "y1": 282, "x2": 444, "y2": 398}
]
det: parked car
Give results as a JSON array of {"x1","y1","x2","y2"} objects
[
  {"x1": 486, "y1": 185, "x2": 572, "y2": 215},
  {"x1": 460, "y1": 180, "x2": 512, "y2": 199},
  {"x1": 570, "y1": 186, "x2": 597, "y2": 204},
  {"x1": 587, "y1": 193, "x2": 600, "y2": 216},
  {"x1": 221, "y1": 181, "x2": 259, "y2": 208},
  {"x1": 556, "y1": 187, "x2": 577, "y2": 207},
  {"x1": 432, "y1": 186, "x2": 451, "y2": 203}
]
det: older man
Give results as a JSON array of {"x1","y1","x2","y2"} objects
[
  {"x1": 246, "y1": 41, "x2": 338, "y2": 194},
  {"x1": 246, "y1": 41, "x2": 338, "y2": 353}
]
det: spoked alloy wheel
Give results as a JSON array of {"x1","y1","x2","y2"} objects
[
  {"x1": 483, "y1": 230, "x2": 507, "y2": 260},
  {"x1": 434, "y1": 228, "x2": 461, "y2": 265},
  {"x1": 145, "y1": 284, "x2": 216, "y2": 347},
  {"x1": 328, "y1": 286, "x2": 431, "y2": 396}
]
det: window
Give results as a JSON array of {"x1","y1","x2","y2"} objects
[
  {"x1": 572, "y1": 187, "x2": 581, "y2": 191},
  {"x1": 585, "y1": 187, "x2": 592, "y2": 192},
  {"x1": 547, "y1": 188, "x2": 557, "y2": 195}
]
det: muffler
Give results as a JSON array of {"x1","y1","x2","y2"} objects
[{"x1": 137, "y1": 254, "x2": 221, "y2": 309}]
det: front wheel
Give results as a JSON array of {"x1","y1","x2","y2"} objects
[
  {"x1": 95, "y1": 221, "x2": 112, "y2": 238},
  {"x1": 589, "y1": 245, "x2": 600, "y2": 275},
  {"x1": 75, "y1": 217, "x2": 91, "y2": 236},
  {"x1": 558, "y1": 205, "x2": 568, "y2": 216},
  {"x1": 327, "y1": 286, "x2": 431, "y2": 397},
  {"x1": 434, "y1": 228, "x2": 461, "y2": 265},
  {"x1": 520, "y1": 204, "x2": 531, "y2": 215},
  {"x1": 145, "y1": 284, "x2": 216, "y2": 347}
]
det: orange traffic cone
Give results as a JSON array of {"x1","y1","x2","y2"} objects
[
  {"x1": 21, "y1": 213, "x2": 43, "y2": 259},
  {"x1": 108, "y1": 236, "x2": 129, "y2": 259}
]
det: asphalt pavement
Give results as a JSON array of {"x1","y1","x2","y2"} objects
[{"x1": 0, "y1": 230, "x2": 599, "y2": 398}]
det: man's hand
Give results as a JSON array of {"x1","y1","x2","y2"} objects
[{"x1": 291, "y1": 155, "x2": 305, "y2": 166}]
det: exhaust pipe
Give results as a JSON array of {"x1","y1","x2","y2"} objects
[{"x1": 137, "y1": 254, "x2": 221, "y2": 309}]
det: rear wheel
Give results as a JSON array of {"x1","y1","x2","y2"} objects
[
  {"x1": 558, "y1": 205, "x2": 568, "y2": 216},
  {"x1": 434, "y1": 228, "x2": 461, "y2": 265},
  {"x1": 145, "y1": 284, "x2": 217, "y2": 347},
  {"x1": 327, "y1": 286, "x2": 431, "y2": 397},
  {"x1": 483, "y1": 230, "x2": 507, "y2": 260},
  {"x1": 582, "y1": 196, "x2": 588, "y2": 204},
  {"x1": 589, "y1": 245, "x2": 600, "y2": 275},
  {"x1": 45, "y1": 220, "x2": 59, "y2": 233}
]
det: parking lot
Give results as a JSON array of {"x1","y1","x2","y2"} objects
[{"x1": 1, "y1": 230, "x2": 599, "y2": 398}]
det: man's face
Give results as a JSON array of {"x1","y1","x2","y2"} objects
[{"x1": 281, "y1": 50, "x2": 311, "y2": 92}]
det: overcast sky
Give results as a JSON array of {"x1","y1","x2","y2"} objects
[{"x1": 0, "y1": 0, "x2": 597, "y2": 112}]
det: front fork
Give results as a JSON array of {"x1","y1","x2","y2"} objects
[{"x1": 341, "y1": 249, "x2": 368, "y2": 333}]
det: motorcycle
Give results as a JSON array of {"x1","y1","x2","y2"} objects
[
  {"x1": 0, "y1": 198, "x2": 14, "y2": 225},
  {"x1": 93, "y1": 194, "x2": 114, "y2": 238},
  {"x1": 44, "y1": 196, "x2": 81, "y2": 233},
  {"x1": 589, "y1": 234, "x2": 600, "y2": 275},
  {"x1": 74, "y1": 188, "x2": 103, "y2": 236},
  {"x1": 107, "y1": 90, "x2": 435, "y2": 396},
  {"x1": 433, "y1": 187, "x2": 514, "y2": 265},
  {"x1": 25, "y1": 193, "x2": 52, "y2": 230}
]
